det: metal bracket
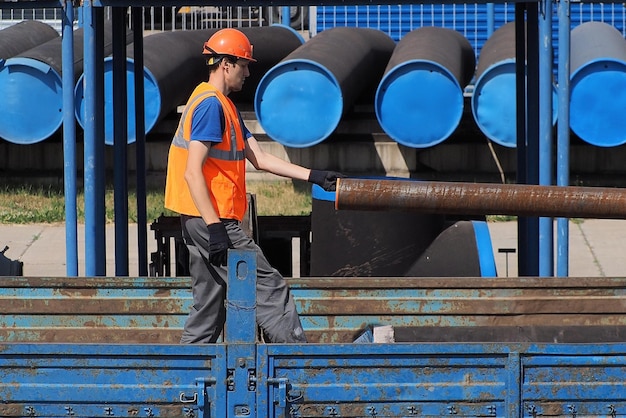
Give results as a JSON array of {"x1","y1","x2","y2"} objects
[{"x1": 268, "y1": 377, "x2": 290, "y2": 408}]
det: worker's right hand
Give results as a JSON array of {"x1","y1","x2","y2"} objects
[
  {"x1": 207, "y1": 222, "x2": 233, "y2": 267},
  {"x1": 308, "y1": 170, "x2": 345, "y2": 192}
]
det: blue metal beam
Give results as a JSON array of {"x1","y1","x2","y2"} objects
[
  {"x1": 556, "y1": 0, "x2": 571, "y2": 276},
  {"x1": 83, "y1": 1, "x2": 107, "y2": 276},
  {"x1": 538, "y1": 0, "x2": 554, "y2": 276},
  {"x1": 132, "y1": 7, "x2": 148, "y2": 277},
  {"x1": 112, "y1": 6, "x2": 129, "y2": 276},
  {"x1": 62, "y1": 0, "x2": 78, "y2": 277}
]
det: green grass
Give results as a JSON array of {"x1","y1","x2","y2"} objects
[{"x1": 0, "y1": 181, "x2": 313, "y2": 224}]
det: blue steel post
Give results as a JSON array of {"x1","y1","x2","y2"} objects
[
  {"x1": 538, "y1": 0, "x2": 554, "y2": 276},
  {"x1": 62, "y1": 0, "x2": 78, "y2": 277},
  {"x1": 506, "y1": 352, "x2": 522, "y2": 417},
  {"x1": 281, "y1": 6, "x2": 291, "y2": 26},
  {"x1": 132, "y1": 7, "x2": 148, "y2": 277},
  {"x1": 517, "y1": 4, "x2": 541, "y2": 276},
  {"x1": 515, "y1": 5, "x2": 530, "y2": 276},
  {"x1": 528, "y1": 4, "x2": 541, "y2": 277},
  {"x1": 556, "y1": 0, "x2": 570, "y2": 276},
  {"x1": 112, "y1": 7, "x2": 129, "y2": 276},
  {"x1": 225, "y1": 250, "x2": 257, "y2": 418},
  {"x1": 82, "y1": 1, "x2": 106, "y2": 276}
]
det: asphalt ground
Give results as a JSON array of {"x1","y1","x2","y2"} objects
[{"x1": 1, "y1": 219, "x2": 625, "y2": 278}]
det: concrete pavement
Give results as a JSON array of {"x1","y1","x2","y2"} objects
[
  {"x1": 0, "y1": 223, "x2": 158, "y2": 277},
  {"x1": 488, "y1": 219, "x2": 626, "y2": 277},
  {"x1": 0, "y1": 219, "x2": 625, "y2": 277}
]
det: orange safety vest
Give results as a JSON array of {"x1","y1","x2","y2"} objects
[{"x1": 164, "y1": 82, "x2": 247, "y2": 221}]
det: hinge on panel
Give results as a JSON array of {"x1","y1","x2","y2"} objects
[
  {"x1": 179, "y1": 376, "x2": 216, "y2": 417},
  {"x1": 267, "y1": 377, "x2": 290, "y2": 408}
]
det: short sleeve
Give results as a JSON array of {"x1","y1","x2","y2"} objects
[
  {"x1": 190, "y1": 96, "x2": 224, "y2": 143},
  {"x1": 237, "y1": 110, "x2": 253, "y2": 140}
]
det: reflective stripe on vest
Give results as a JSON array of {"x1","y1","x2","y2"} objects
[{"x1": 171, "y1": 91, "x2": 245, "y2": 162}]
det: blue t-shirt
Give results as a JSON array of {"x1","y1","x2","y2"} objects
[{"x1": 190, "y1": 96, "x2": 252, "y2": 143}]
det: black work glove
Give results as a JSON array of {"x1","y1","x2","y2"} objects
[
  {"x1": 308, "y1": 170, "x2": 345, "y2": 192},
  {"x1": 207, "y1": 222, "x2": 234, "y2": 267}
]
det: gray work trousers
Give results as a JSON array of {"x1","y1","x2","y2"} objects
[{"x1": 179, "y1": 215, "x2": 307, "y2": 344}]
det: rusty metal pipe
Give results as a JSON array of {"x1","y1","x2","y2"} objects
[{"x1": 335, "y1": 178, "x2": 626, "y2": 219}]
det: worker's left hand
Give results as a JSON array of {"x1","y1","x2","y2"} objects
[
  {"x1": 207, "y1": 222, "x2": 234, "y2": 267},
  {"x1": 308, "y1": 170, "x2": 345, "y2": 192}
]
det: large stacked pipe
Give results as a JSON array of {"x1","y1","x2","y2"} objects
[
  {"x1": 255, "y1": 27, "x2": 396, "y2": 148},
  {"x1": 335, "y1": 178, "x2": 626, "y2": 219},
  {"x1": 471, "y1": 21, "x2": 557, "y2": 148},
  {"x1": 375, "y1": 27, "x2": 475, "y2": 148},
  {"x1": 570, "y1": 21, "x2": 626, "y2": 147},
  {"x1": 0, "y1": 23, "x2": 121, "y2": 145},
  {"x1": 74, "y1": 25, "x2": 304, "y2": 145},
  {"x1": 0, "y1": 20, "x2": 59, "y2": 62}
]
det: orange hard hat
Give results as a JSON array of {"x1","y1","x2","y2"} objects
[{"x1": 202, "y1": 28, "x2": 256, "y2": 62}]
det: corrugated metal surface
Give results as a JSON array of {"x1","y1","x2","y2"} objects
[
  {"x1": 6, "y1": 274, "x2": 626, "y2": 345},
  {"x1": 288, "y1": 276, "x2": 626, "y2": 343},
  {"x1": 259, "y1": 343, "x2": 626, "y2": 417},
  {"x1": 316, "y1": 3, "x2": 626, "y2": 38},
  {"x1": 0, "y1": 276, "x2": 191, "y2": 343},
  {"x1": 316, "y1": 3, "x2": 506, "y2": 50}
]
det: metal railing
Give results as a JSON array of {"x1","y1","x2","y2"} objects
[{"x1": 1, "y1": 3, "x2": 625, "y2": 39}]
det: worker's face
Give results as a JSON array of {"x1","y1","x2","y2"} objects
[{"x1": 225, "y1": 59, "x2": 250, "y2": 92}]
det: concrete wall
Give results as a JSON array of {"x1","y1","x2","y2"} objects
[{"x1": 1, "y1": 108, "x2": 625, "y2": 188}]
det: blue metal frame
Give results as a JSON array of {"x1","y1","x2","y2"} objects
[
  {"x1": 62, "y1": 0, "x2": 78, "y2": 276},
  {"x1": 82, "y1": 1, "x2": 107, "y2": 276},
  {"x1": 556, "y1": 0, "x2": 571, "y2": 276},
  {"x1": 112, "y1": 6, "x2": 129, "y2": 276},
  {"x1": 539, "y1": 0, "x2": 554, "y2": 276},
  {"x1": 3, "y1": 251, "x2": 626, "y2": 415}
]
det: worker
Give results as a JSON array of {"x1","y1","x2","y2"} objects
[{"x1": 164, "y1": 28, "x2": 343, "y2": 344}]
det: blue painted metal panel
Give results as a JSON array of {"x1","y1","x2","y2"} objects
[
  {"x1": 0, "y1": 343, "x2": 226, "y2": 417},
  {"x1": 522, "y1": 346, "x2": 626, "y2": 416},
  {"x1": 0, "y1": 276, "x2": 192, "y2": 343},
  {"x1": 259, "y1": 343, "x2": 515, "y2": 417},
  {"x1": 259, "y1": 343, "x2": 626, "y2": 417}
]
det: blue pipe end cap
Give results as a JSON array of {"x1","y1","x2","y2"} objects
[
  {"x1": 472, "y1": 59, "x2": 558, "y2": 148},
  {"x1": 570, "y1": 59, "x2": 626, "y2": 147},
  {"x1": 376, "y1": 60, "x2": 464, "y2": 148},
  {"x1": 74, "y1": 57, "x2": 160, "y2": 145},
  {"x1": 472, "y1": 60, "x2": 517, "y2": 147},
  {"x1": 471, "y1": 220, "x2": 497, "y2": 277},
  {"x1": 255, "y1": 59, "x2": 342, "y2": 148},
  {"x1": 311, "y1": 183, "x2": 336, "y2": 202},
  {"x1": 0, "y1": 58, "x2": 62, "y2": 144}
]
